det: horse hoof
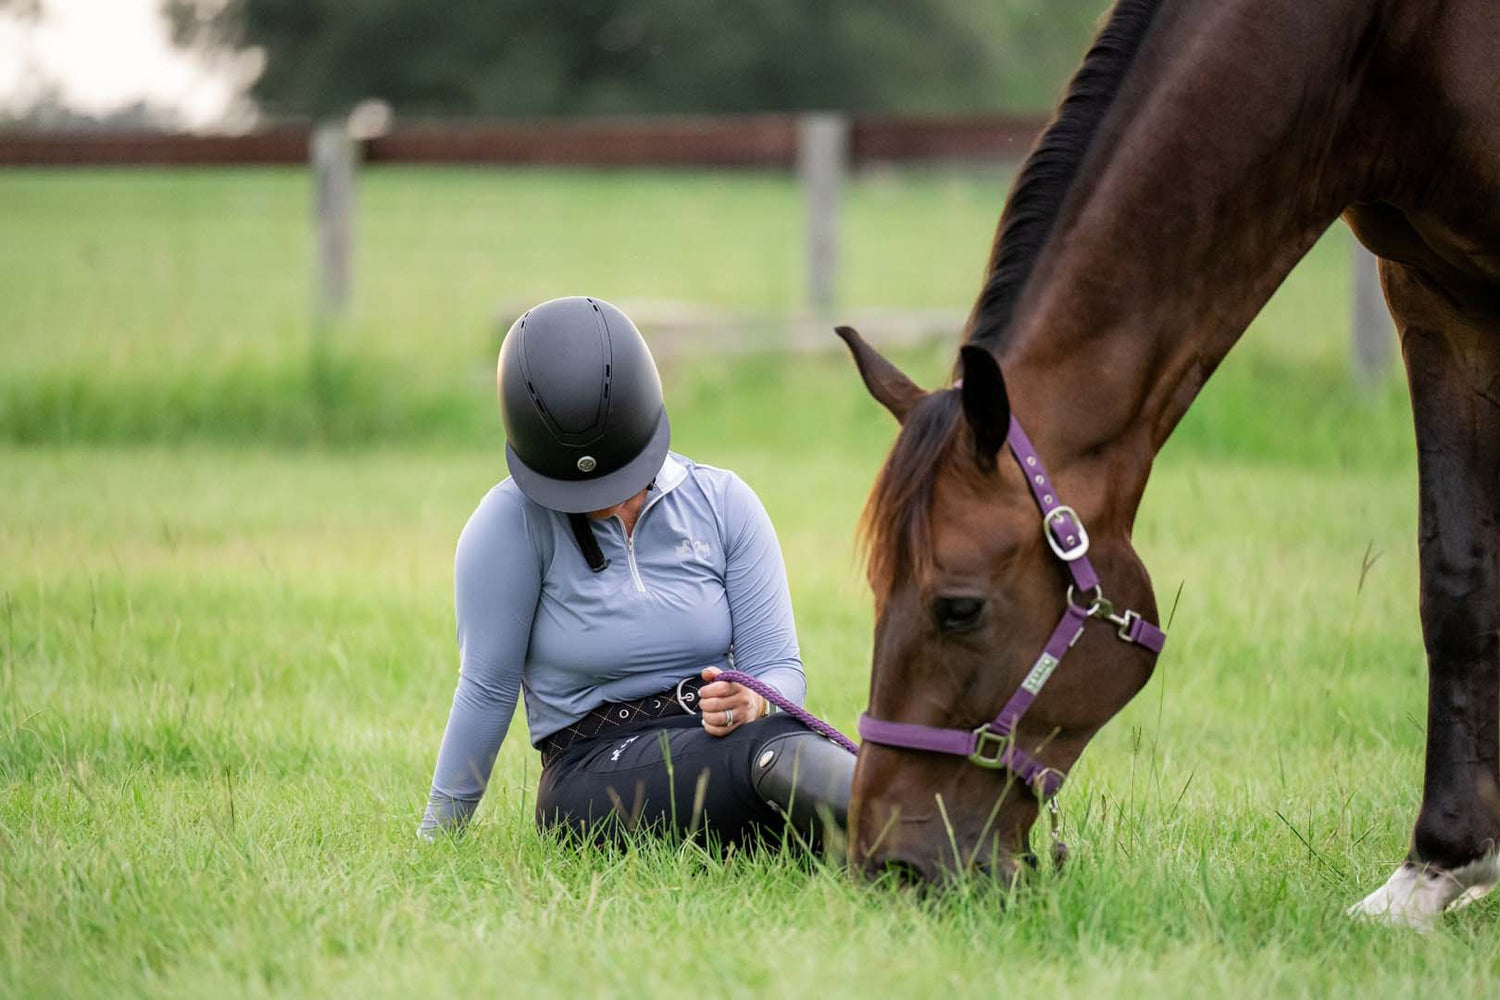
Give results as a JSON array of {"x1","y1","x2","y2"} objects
[{"x1": 1347, "y1": 855, "x2": 1500, "y2": 931}]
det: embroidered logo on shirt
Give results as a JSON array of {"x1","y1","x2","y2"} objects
[{"x1": 675, "y1": 538, "x2": 712, "y2": 561}]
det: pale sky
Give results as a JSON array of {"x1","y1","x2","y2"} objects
[{"x1": 0, "y1": 0, "x2": 246, "y2": 127}]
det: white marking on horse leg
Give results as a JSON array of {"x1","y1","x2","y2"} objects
[{"x1": 1347, "y1": 851, "x2": 1500, "y2": 931}]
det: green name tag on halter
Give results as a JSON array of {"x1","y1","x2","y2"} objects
[{"x1": 1021, "y1": 653, "x2": 1059, "y2": 694}]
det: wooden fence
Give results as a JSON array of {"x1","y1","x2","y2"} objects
[
  {"x1": 0, "y1": 114, "x2": 1393, "y2": 380},
  {"x1": 0, "y1": 114, "x2": 1048, "y2": 169}
]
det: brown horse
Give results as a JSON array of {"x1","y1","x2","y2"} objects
[{"x1": 837, "y1": 0, "x2": 1500, "y2": 928}]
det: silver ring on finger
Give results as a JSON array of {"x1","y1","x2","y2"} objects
[{"x1": 723, "y1": 707, "x2": 734, "y2": 727}]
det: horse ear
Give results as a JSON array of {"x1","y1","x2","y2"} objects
[
  {"x1": 959, "y1": 345, "x2": 1010, "y2": 466},
  {"x1": 835, "y1": 325, "x2": 926, "y2": 423}
]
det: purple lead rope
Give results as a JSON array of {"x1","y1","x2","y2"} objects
[{"x1": 714, "y1": 669, "x2": 859, "y2": 755}]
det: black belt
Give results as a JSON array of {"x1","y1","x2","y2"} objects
[{"x1": 539, "y1": 676, "x2": 707, "y2": 765}]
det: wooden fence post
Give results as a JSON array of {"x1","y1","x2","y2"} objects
[
  {"x1": 311, "y1": 123, "x2": 358, "y2": 319},
  {"x1": 798, "y1": 114, "x2": 848, "y2": 317},
  {"x1": 1351, "y1": 243, "x2": 1394, "y2": 386}
]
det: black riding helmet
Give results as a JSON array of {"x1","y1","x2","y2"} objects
[{"x1": 498, "y1": 296, "x2": 670, "y2": 514}]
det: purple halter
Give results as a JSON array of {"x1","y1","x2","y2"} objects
[{"x1": 857, "y1": 415, "x2": 1166, "y2": 800}]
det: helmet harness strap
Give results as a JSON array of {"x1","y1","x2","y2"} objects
[
  {"x1": 564, "y1": 479, "x2": 655, "y2": 574},
  {"x1": 567, "y1": 513, "x2": 610, "y2": 573}
]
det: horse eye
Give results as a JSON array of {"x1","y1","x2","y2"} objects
[{"x1": 933, "y1": 596, "x2": 986, "y2": 631}]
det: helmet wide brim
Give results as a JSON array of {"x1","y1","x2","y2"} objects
[{"x1": 505, "y1": 409, "x2": 671, "y2": 514}]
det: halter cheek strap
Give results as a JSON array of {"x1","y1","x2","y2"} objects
[{"x1": 857, "y1": 415, "x2": 1166, "y2": 801}]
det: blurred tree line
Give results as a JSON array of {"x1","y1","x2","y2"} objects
[{"x1": 166, "y1": 0, "x2": 1110, "y2": 119}]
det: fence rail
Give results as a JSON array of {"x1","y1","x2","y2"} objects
[
  {"x1": 0, "y1": 112, "x2": 1394, "y2": 382},
  {"x1": 364, "y1": 116, "x2": 799, "y2": 167},
  {"x1": 0, "y1": 128, "x2": 311, "y2": 166},
  {"x1": 0, "y1": 114, "x2": 1049, "y2": 169}
]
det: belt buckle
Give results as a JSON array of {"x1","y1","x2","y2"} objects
[{"x1": 674, "y1": 676, "x2": 700, "y2": 715}]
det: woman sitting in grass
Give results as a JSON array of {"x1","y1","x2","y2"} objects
[{"x1": 419, "y1": 296, "x2": 851, "y2": 845}]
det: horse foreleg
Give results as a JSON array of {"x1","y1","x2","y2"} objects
[{"x1": 1349, "y1": 260, "x2": 1500, "y2": 929}]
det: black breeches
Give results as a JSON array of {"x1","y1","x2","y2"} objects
[{"x1": 536, "y1": 713, "x2": 828, "y2": 845}]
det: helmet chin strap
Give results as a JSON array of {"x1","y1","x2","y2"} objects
[{"x1": 567, "y1": 513, "x2": 610, "y2": 572}]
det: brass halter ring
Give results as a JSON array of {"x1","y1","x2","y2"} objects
[
  {"x1": 1066, "y1": 584, "x2": 1106, "y2": 617},
  {"x1": 1066, "y1": 584, "x2": 1145, "y2": 641}
]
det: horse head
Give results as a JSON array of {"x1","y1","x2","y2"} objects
[{"x1": 838, "y1": 326, "x2": 1163, "y2": 884}]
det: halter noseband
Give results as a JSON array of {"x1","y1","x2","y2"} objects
[{"x1": 857, "y1": 415, "x2": 1167, "y2": 801}]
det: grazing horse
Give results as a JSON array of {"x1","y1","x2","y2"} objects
[{"x1": 838, "y1": 0, "x2": 1500, "y2": 928}]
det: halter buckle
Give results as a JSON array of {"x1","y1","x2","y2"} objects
[
  {"x1": 1042, "y1": 505, "x2": 1090, "y2": 561},
  {"x1": 968, "y1": 727, "x2": 1010, "y2": 769}
]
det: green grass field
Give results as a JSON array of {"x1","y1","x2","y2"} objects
[{"x1": 4, "y1": 167, "x2": 1492, "y2": 998}]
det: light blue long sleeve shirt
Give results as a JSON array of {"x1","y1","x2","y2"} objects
[{"x1": 421, "y1": 453, "x2": 806, "y2": 833}]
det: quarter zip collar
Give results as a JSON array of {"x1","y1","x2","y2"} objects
[
  {"x1": 610, "y1": 453, "x2": 687, "y2": 533},
  {"x1": 648, "y1": 453, "x2": 688, "y2": 503},
  {"x1": 625, "y1": 453, "x2": 687, "y2": 528},
  {"x1": 604, "y1": 453, "x2": 686, "y2": 595}
]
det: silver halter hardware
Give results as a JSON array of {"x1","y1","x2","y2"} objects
[{"x1": 1042, "y1": 505, "x2": 1090, "y2": 561}]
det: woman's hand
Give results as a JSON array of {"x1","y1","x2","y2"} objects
[{"x1": 697, "y1": 666, "x2": 766, "y2": 737}]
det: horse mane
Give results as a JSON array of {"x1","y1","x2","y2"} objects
[
  {"x1": 967, "y1": 0, "x2": 1162, "y2": 350},
  {"x1": 862, "y1": 0, "x2": 1161, "y2": 598}
]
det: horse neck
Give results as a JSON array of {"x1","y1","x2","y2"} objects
[{"x1": 997, "y1": 0, "x2": 1382, "y2": 531}]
